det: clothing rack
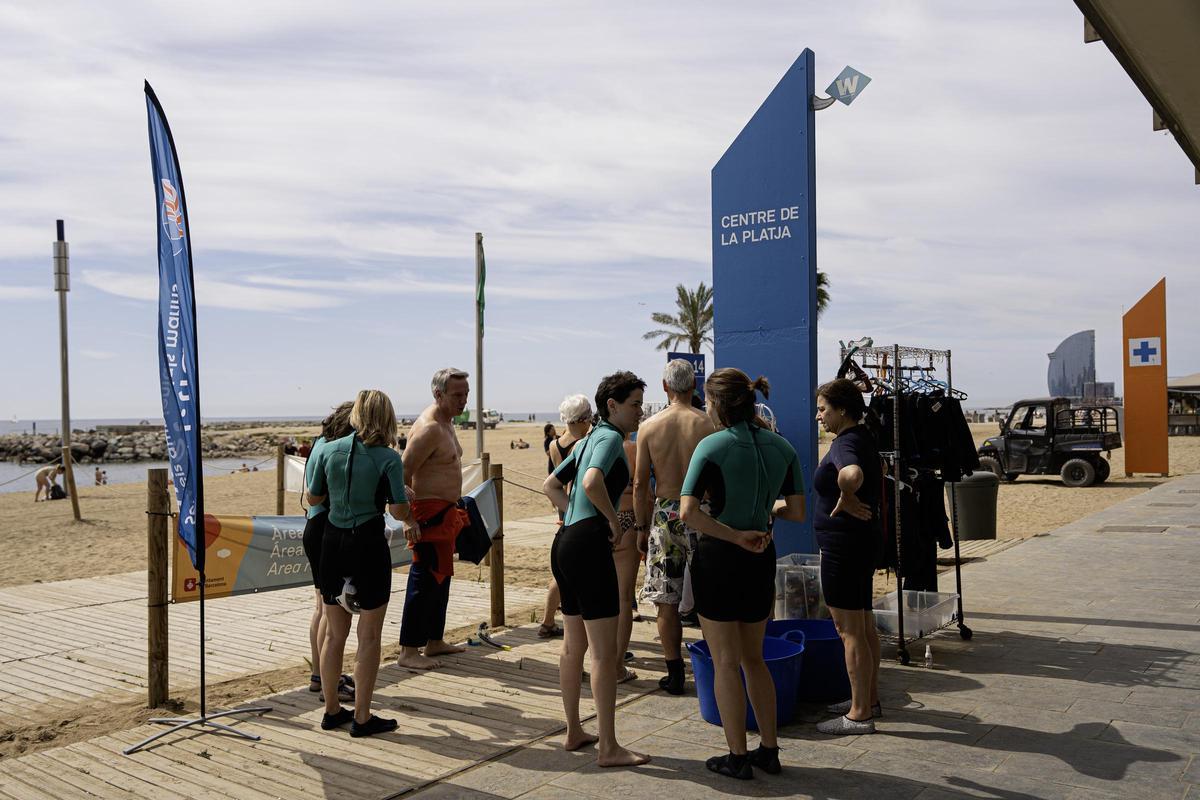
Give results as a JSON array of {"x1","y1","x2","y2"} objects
[{"x1": 839, "y1": 343, "x2": 973, "y2": 665}]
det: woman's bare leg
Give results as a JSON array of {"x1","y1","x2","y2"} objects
[
  {"x1": 830, "y1": 606, "x2": 872, "y2": 721},
  {"x1": 352, "y1": 605, "x2": 388, "y2": 724},
  {"x1": 319, "y1": 604, "x2": 352, "y2": 716},
  {"x1": 738, "y1": 619, "x2": 777, "y2": 747},
  {"x1": 559, "y1": 613, "x2": 595, "y2": 750},
  {"x1": 700, "y1": 616, "x2": 748, "y2": 755},
  {"x1": 582, "y1": 614, "x2": 650, "y2": 767}
]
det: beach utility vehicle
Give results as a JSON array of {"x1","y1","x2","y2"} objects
[
  {"x1": 453, "y1": 409, "x2": 501, "y2": 430},
  {"x1": 977, "y1": 397, "x2": 1121, "y2": 488}
]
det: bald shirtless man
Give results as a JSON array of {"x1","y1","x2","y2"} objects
[
  {"x1": 397, "y1": 368, "x2": 472, "y2": 670},
  {"x1": 634, "y1": 359, "x2": 715, "y2": 694}
]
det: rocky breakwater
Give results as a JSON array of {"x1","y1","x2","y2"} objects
[{"x1": 0, "y1": 428, "x2": 283, "y2": 464}]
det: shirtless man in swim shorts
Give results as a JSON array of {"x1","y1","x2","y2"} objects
[
  {"x1": 633, "y1": 359, "x2": 715, "y2": 694},
  {"x1": 397, "y1": 368, "x2": 472, "y2": 670}
]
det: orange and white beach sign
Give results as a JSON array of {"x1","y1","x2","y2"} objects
[{"x1": 1121, "y1": 278, "x2": 1168, "y2": 476}]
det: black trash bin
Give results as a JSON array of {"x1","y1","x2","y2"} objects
[{"x1": 945, "y1": 471, "x2": 999, "y2": 540}]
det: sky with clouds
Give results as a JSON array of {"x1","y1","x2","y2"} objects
[{"x1": 1, "y1": 1, "x2": 1197, "y2": 421}]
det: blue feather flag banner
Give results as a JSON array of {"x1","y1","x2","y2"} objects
[{"x1": 145, "y1": 82, "x2": 206, "y2": 570}]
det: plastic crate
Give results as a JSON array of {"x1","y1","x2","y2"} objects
[
  {"x1": 774, "y1": 553, "x2": 829, "y2": 620},
  {"x1": 873, "y1": 590, "x2": 959, "y2": 639}
]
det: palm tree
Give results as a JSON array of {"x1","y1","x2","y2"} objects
[
  {"x1": 645, "y1": 274, "x2": 830, "y2": 353},
  {"x1": 816, "y1": 270, "x2": 830, "y2": 319},
  {"x1": 643, "y1": 282, "x2": 713, "y2": 353}
]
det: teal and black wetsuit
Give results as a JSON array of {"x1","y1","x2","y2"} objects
[
  {"x1": 307, "y1": 433, "x2": 406, "y2": 611},
  {"x1": 549, "y1": 419, "x2": 628, "y2": 619},
  {"x1": 681, "y1": 420, "x2": 805, "y2": 622},
  {"x1": 302, "y1": 435, "x2": 329, "y2": 590}
]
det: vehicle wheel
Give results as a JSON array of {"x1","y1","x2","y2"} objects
[
  {"x1": 1094, "y1": 457, "x2": 1111, "y2": 483},
  {"x1": 1060, "y1": 458, "x2": 1096, "y2": 488},
  {"x1": 978, "y1": 456, "x2": 1013, "y2": 481}
]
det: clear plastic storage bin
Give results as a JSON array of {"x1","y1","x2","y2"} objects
[
  {"x1": 774, "y1": 554, "x2": 829, "y2": 620},
  {"x1": 873, "y1": 590, "x2": 959, "y2": 639}
]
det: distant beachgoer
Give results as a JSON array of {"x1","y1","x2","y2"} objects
[
  {"x1": 101, "y1": 470, "x2": 108, "y2": 485},
  {"x1": 240, "y1": 463, "x2": 250, "y2": 473},
  {"x1": 307, "y1": 389, "x2": 412, "y2": 737},
  {"x1": 397, "y1": 368, "x2": 472, "y2": 670},
  {"x1": 543, "y1": 372, "x2": 650, "y2": 767},
  {"x1": 397, "y1": 433, "x2": 408, "y2": 453},
  {"x1": 95, "y1": 467, "x2": 103, "y2": 486},
  {"x1": 541, "y1": 396, "x2": 592, "y2": 639},
  {"x1": 302, "y1": 401, "x2": 355, "y2": 708},
  {"x1": 34, "y1": 464, "x2": 65, "y2": 502}
]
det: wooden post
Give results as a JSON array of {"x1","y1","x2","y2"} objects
[
  {"x1": 276, "y1": 443, "x2": 286, "y2": 515},
  {"x1": 489, "y1": 462, "x2": 505, "y2": 628},
  {"x1": 53, "y1": 220, "x2": 81, "y2": 522},
  {"x1": 147, "y1": 468, "x2": 170, "y2": 707},
  {"x1": 480, "y1": 452, "x2": 491, "y2": 567}
]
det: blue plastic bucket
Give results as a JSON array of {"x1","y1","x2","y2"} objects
[
  {"x1": 765, "y1": 618, "x2": 850, "y2": 702},
  {"x1": 686, "y1": 635, "x2": 804, "y2": 730}
]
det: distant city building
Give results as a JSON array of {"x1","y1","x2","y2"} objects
[{"x1": 1048, "y1": 330, "x2": 1096, "y2": 399}]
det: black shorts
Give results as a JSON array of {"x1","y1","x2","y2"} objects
[
  {"x1": 319, "y1": 515, "x2": 392, "y2": 611},
  {"x1": 691, "y1": 535, "x2": 776, "y2": 623},
  {"x1": 302, "y1": 511, "x2": 328, "y2": 590},
  {"x1": 816, "y1": 530, "x2": 881, "y2": 611},
  {"x1": 550, "y1": 516, "x2": 619, "y2": 620}
]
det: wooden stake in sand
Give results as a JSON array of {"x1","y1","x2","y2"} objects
[
  {"x1": 147, "y1": 468, "x2": 170, "y2": 707},
  {"x1": 489, "y1": 461, "x2": 505, "y2": 628},
  {"x1": 275, "y1": 443, "x2": 286, "y2": 515}
]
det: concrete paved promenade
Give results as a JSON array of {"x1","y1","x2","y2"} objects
[{"x1": 415, "y1": 475, "x2": 1200, "y2": 800}]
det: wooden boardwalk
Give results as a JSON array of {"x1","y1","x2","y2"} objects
[
  {"x1": 0, "y1": 565, "x2": 548, "y2": 730},
  {"x1": 0, "y1": 621, "x2": 669, "y2": 800}
]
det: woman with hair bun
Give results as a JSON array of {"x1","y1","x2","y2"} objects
[
  {"x1": 812, "y1": 377, "x2": 882, "y2": 736},
  {"x1": 680, "y1": 368, "x2": 806, "y2": 780}
]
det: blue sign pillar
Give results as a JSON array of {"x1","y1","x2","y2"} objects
[{"x1": 712, "y1": 49, "x2": 818, "y2": 555}]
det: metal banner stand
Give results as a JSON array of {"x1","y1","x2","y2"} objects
[
  {"x1": 127, "y1": 83, "x2": 272, "y2": 753},
  {"x1": 123, "y1": 565, "x2": 273, "y2": 754}
]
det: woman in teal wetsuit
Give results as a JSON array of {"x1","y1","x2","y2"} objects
[
  {"x1": 302, "y1": 400, "x2": 354, "y2": 703},
  {"x1": 680, "y1": 368, "x2": 807, "y2": 780},
  {"x1": 542, "y1": 371, "x2": 651, "y2": 769},
  {"x1": 307, "y1": 389, "x2": 417, "y2": 738}
]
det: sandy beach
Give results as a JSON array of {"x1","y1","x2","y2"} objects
[{"x1": 3, "y1": 420, "x2": 1199, "y2": 589}]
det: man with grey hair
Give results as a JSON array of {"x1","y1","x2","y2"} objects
[
  {"x1": 634, "y1": 358, "x2": 714, "y2": 694},
  {"x1": 397, "y1": 367, "x2": 471, "y2": 669}
]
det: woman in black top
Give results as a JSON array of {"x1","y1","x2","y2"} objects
[
  {"x1": 812, "y1": 378, "x2": 883, "y2": 736},
  {"x1": 543, "y1": 423, "x2": 558, "y2": 474}
]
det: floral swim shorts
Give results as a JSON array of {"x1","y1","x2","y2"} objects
[{"x1": 638, "y1": 498, "x2": 698, "y2": 606}]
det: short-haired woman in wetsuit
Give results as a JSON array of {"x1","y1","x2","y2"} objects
[
  {"x1": 303, "y1": 400, "x2": 355, "y2": 704},
  {"x1": 539, "y1": 395, "x2": 593, "y2": 639},
  {"x1": 813, "y1": 378, "x2": 881, "y2": 736},
  {"x1": 542, "y1": 372, "x2": 650, "y2": 768},
  {"x1": 681, "y1": 368, "x2": 807, "y2": 780},
  {"x1": 307, "y1": 389, "x2": 418, "y2": 737}
]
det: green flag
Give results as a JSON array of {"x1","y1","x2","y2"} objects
[{"x1": 476, "y1": 238, "x2": 485, "y2": 335}]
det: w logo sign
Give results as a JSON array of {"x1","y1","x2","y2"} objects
[{"x1": 826, "y1": 66, "x2": 871, "y2": 106}]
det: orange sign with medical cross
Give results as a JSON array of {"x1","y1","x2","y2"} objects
[{"x1": 1121, "y1": 279, "x2": 1168, "y2": 476}]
